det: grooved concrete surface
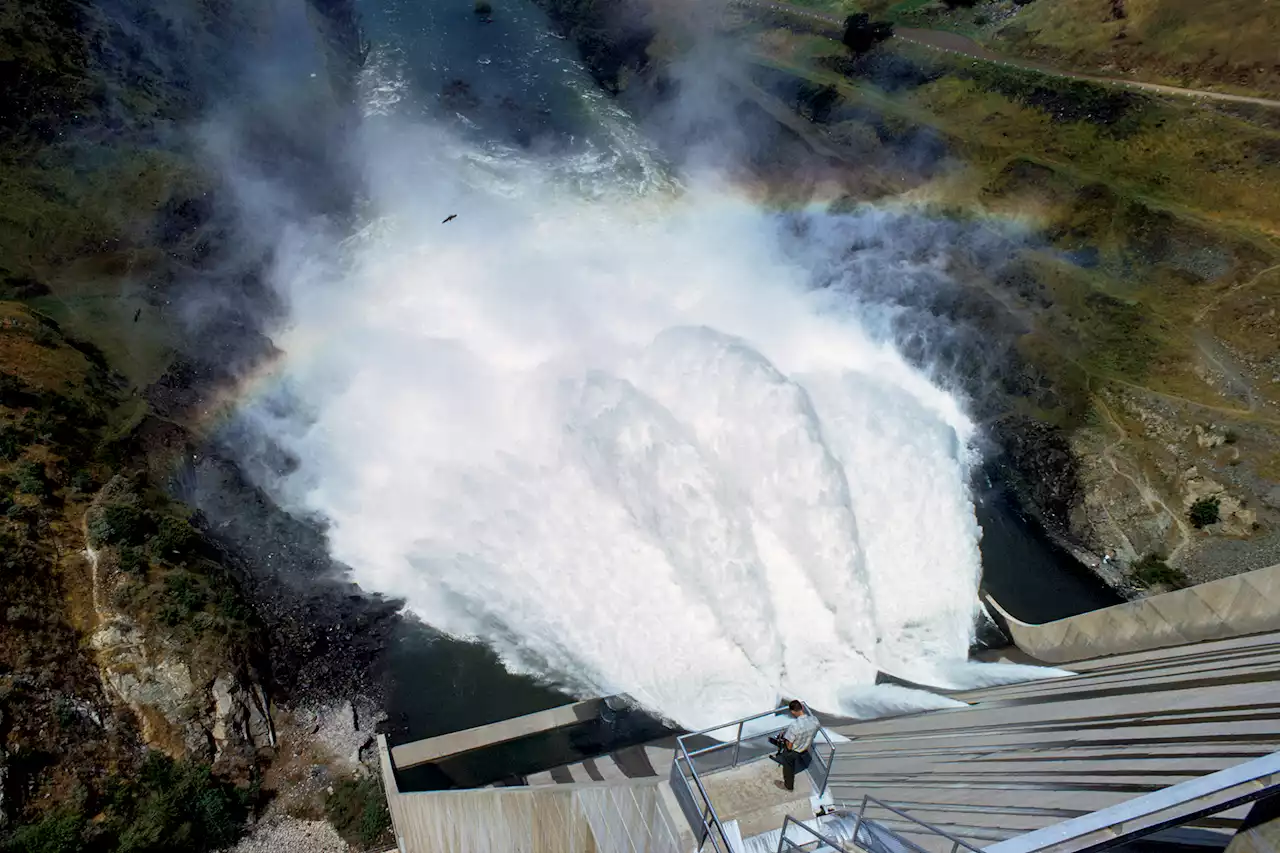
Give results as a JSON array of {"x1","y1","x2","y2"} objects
[
  {"x1": 988, "y1": 563, "x2": 1280, "y2": 664},
  {"x1": 829, "y1": 631, "x2": 1280, "y2": 852},
  {"x1": 378, "y1": 735, "x2": 688, "y2": 853}
]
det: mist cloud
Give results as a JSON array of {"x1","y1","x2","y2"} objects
[{"x1": 210, "y1": 0, "x2": 1051, "y2": 727}]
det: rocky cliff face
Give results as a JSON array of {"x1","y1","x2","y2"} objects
[
  {"x1": 0, "y1": 302, "x2": 278, "y2": 842},
  {"x1": 1, "y1": 0, "x2": 377, "y2": 846},
  {"x1": 85, "y1": 476, "x2": 275, "y2": 771}
]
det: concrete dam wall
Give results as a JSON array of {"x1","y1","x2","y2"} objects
[{"x1": 985, "y1": 562, "x2": 1280, "y2": 665}]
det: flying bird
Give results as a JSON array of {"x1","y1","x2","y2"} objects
[{"x1": 442, "y1": 214, "x2": 458, "y2": 224}]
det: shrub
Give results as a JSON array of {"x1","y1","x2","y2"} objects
[
  {"x1": 0, "y1": 807, "x2": 85, "y2": 853},
  {"x1": 31, "y1": 325, "x2": 60, "y2": 349},
  {"x1": 14, "y1": 460, "x2": 50, "y2": 497},
  {"x1": 118, "y1": 545, "x2": 148, "y2": 576},
  {"x1": 1131, "y1": 553, "x2": 1188, "y2": 589},
  {"x1": 1189, "y1": 496, "x2": 1221, "y2": 528},
  {"x1": 326, "y1": 776, "x2": 392, "y2": 849},
  {"x1": 6, "y1": 503, "x2": 36, "y2": 524},
  {"x1": 0, "y1": 424, "x2": 28, "y2": 461},
  {"x1": 151, "y1": 515, "x2": 198, "y2": 560},
  {"x1": 0, "y1": 532, "x2": 42, "y2": 573},
  {"x1": 158, "y1": 571, "x2": 208, "y2": 626},
  {"x1": 71, "y1": 469, "x2": 97, "y2": 493},
  {"x1": 88, "y1": 502, "x2": 148, "y2": 546},
  {"x1": 54, "y1": 697, "x2": 79, "y2": 728},
  {"x1": 104, "y1": 753, "x2": 248, "y2": 853}
]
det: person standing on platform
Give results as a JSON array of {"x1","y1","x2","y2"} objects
[{"x1": 777, "y1": 699, "x2": 820, "y2": 791}]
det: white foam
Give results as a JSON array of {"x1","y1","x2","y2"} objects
[{"x1": 232, "y1": 98, "x2": 1048, "y2": 729}]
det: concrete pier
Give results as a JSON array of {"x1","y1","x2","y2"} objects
[{"x1": 390, "y1": 697, "x2": 610, "y2": 770}]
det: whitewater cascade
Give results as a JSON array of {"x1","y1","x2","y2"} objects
[{"x1": 226, "y1": 42, "x2": 1051, "y2": 729}]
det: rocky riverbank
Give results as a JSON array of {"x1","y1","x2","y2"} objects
[{"x1": 0, "y1": 0, "x2": 399, "y2": 849}]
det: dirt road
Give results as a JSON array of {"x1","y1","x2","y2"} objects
[{"x1": 734, "y1": 0, "x2": 1280, "y2": 110}]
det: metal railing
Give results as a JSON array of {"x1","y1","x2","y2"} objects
[
  {"x1": 776, "y1": 814, "x2": 852, "y2": 852},
  {"x1": 984, "y1": 749, "x2": 1280, "y2": 853},
  {"x1": 668, "y1": 704, "x2": 838, "y2": 852},
  {"x1": 835, "y1": 796, "x2": 985, "y2": 853},
  {"x1": 820, "y1": 751, "x2": 1280, "y2": 853}
]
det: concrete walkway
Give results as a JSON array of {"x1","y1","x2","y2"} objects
[{"x1": 701, "y1": 758, "x2": 814, "y2": 839}]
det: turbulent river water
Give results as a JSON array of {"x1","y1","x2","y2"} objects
[{"x1": 228, "y1": 0, "x2": 1085, "y2": 731}]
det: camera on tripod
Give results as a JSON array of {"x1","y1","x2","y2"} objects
[{"x1": 767, "y1": 734, "x2": 786, "y2": 753}]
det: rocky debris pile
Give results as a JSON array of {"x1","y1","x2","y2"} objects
[{"x1": 228, "y1": 817, "x2": 352, "y2": 853}]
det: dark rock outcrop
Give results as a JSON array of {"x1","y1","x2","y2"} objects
[{"x1": 993, "y1": 415, "x2": 1084, "y2": 535}]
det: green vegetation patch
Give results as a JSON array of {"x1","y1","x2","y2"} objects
[
  {"x1": 0, "y1": 806, "x2": 84, "y2": 853},
  {"x1": 103, "y1": 753, "x2": 251, "y2": 853},
  {"x1": 962, "y1": 63, "x2": 1153, "y2": 137},
  {"x1": 88, "y1": 477, "x2": 256, "y2": 661},
  {"x1": 1130, "y1": 553, "x2": 1188, "y2": 589},
  {"x1": 1189, "y1": 496, "x2": 1221, "y2": 528},
  {"x1": 989, "y1": 0, "x2": 1280, "y2": 98},
  {"x1": 1074, "y1": 290, "x2": 1163, "y2": 379},
  {"x1": 326, "y1": 776, "x2": 393, "y2": 851},
  {"x1": 0, "y1": 753, "x2": 254, "y2": 853}
]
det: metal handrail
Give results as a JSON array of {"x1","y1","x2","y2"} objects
[
  {"x1": 676, "y1": 735, "x2": 736, "y2": 853},
  {"x1": 776, "y1": 814, "x2": 852, "y2": 852},
  {"x1": 678, "y1": 703, "x2": 837, "y2": 786},
  {"x1": 838, "y1": 796, "x2": 984, "y2": 853},
  {"x1": 984, "y1": 749, "x2": 1280, "y2": 853},
  {"x1": 679, "y1": 704, "x2": 795, "y2": 755},
  {"x1": 674, "y1": 703, "x2": 838, "y2": 851}
]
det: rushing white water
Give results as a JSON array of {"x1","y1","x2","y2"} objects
[{"x1": 227, "y1": 42, "x2": 1057, "y2": 730}]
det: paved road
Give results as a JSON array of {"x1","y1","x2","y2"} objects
[{"x1": 732, "y1": 0, "x2": 1280, "y2": 110}]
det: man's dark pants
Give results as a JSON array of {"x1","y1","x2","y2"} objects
[{"x1": 780, "y1": 748, "x2": 811, "y2": 791}]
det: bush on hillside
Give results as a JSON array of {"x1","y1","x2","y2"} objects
[
  {"x1": 0, "y1": 424, "x2": 27, "y2": 461},
  {"x1": 117, "y1": 545, "x2": 148, "y2": 576},
  {"x1": 1130, "y1": 553, "x2": 1188, "y2": 589},
  {"x1": 103, "y1": 753, "x2": 249, "y2": 853},
  {"x1": 87, "y1": 502, "x2": 149, "y2": 546},
  {"x1": 326, "y1": 776, "x2": 392, "y2": 850},
  {"x1": 14, "y1": 460, "x2": 51, "y2": 497},
  {"x1": 151, "y1": 515, "x2": 198, "y2": 560},
  {"x1": 0, "y1": 807, "x2": 84, "y2": 853},
  {"x1": 1189, "y1": 496, "x2": 1221, "y2": 528}
]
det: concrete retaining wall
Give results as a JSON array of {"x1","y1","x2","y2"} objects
[
  {"x1": 986, "y1": 563, "x2": 1280, "y2": 665},
  {"x1": 377, "y1": 736, "x2": 687, "y2": 853}
]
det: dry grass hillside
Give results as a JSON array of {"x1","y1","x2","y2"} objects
[
  {"x1": 731, "y1": 13, "x2": 1280, "y2": 588},
  {"x1": 991, "y1": 0, "x2": 1280, "y2": 98}
]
